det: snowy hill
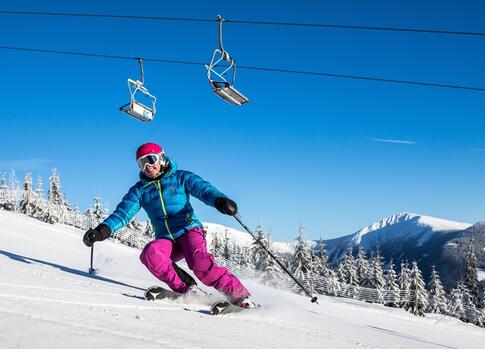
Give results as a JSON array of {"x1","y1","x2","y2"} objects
[
  {"x1": 322, "y1": 212, "x2": 485, "y2": 289},
  {"x1": 324, "y1": 212, "x2": 471, "y2": 261},
  {"x1": 203, "y1": 222, "x2": 295, "y2": 255},
  {"x1": 1, "y1": 210, "x2": 485, "y2": 348}
]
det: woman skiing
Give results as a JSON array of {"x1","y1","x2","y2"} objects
[{"x1": 83, "y1": 142, "x2": 255, "y2": 308}]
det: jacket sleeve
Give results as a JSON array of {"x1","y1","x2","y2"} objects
[
  {"x1": 101, "y1": 184, "x2": 142, "y2": 234},
  {"x1": 178, "y1": 170, "x2": 227, "y2": 207}
]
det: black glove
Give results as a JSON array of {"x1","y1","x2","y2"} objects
[
  {"x1": 83, "y1": 224, "x2": 111, "y2": 247},
  {"x1": 214, "y1": 197, "x2": 238, "y2": 216}
]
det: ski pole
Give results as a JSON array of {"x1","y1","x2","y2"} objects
[
  {"x1": 234, "y1": 213, "x2": 318, "y2": 304},
  {"x1": 89, "y1": 244, "x2": 95, "y2": 274}
]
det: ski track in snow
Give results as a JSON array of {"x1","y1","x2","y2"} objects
[{"x1": 1, "y1": 211, "x2": 485, "y2": 349}]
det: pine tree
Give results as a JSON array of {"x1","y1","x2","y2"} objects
[
  {"x1": 238, "y1": 245, "x2": 255, "y2": 270},
  {"x1": 4, "y1": 170, "x2": 19, "y2": 211},
  {"x1": 356, "y1": 248, "x2": 370, "y2": 287},
  {"x1": 260, "y1": 234, "x2": 281, "y2": 288},
  {"x1": 338, "y1": 247, "x2": 359, "y2": 299},
  {"x1": 464, "y1": 241, "x2": 480, "y2": 308},
  {"x1": 85, "y1": 193, "x2": 105, "y2": 222},
  {"x1": 448, "y1": 285, "x2": 465, "y2": 320},
  {"x1": 371, "y1": 249, "x2": 385, "y2": 303},
  {"x1": 384, "y1": 259, "x2": 400, "y2": 307},
  {"x1": 292, "y1": 226, "x2": 312, "y2": 293},
  {"x1": 209, "y1": 234, "x2": 223, "y2": 258},
  {"x1": 0, "y1": 173, "x2": 7, "y2": 209},
  {"x1": 461, "y1": 282, "x2": 478, "y2": 323},
  {"x1": 398, "y1": 260, "x2": 411, "y2": 308},
  {"x1": 127, "y1": 217, "x2": 144, "y2": 234},
  {"x1": 313, "y1": 237, "x2": 338, "y2": 295},
  {"x1": 427, "y1": 266, "x2": 448, "y2": 314},
  {"x1": 481, "y1": 288, "x2": 485, "y2": 310},
  {"x1": 144, "y1": 221, "x2": 155, "y2": 239},
  {"x1": 251, "y1": 223, "x2": 268, "y2": 271},
  {"x1": 29, "y1": 175, "x2": 46, "y2": 217},
  {"x1": 223, "y1": 230, "x2": 231, "y2": 260},
  {"x1": 47, "y1": 168, "x2": 63, "y2": 205},
  {"x1": 35, "y1": 176, "x2": 44, "y2": 197},
  {"x1": 363, "y1": 251, "x2": 377, "y2": 289},
  {"x1": 41, "y1": 168, "x2": 66, "y2": 224},
  {"x1": 406, "y1": 261, "x2": 428, "y2": 316},
  {"x1": 476, "y1": 310, "x2": 485, "y2": 328},
  {"x1": 19, "y1": 173, "x2": 34, "y2": 215}
]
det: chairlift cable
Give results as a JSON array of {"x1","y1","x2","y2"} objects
[
  {"x1": 1, "y1": 45, "x2": 484, "y2": 92},
  {"x1": 1, "y1": 10, "x2": 485, "y2": 37}
]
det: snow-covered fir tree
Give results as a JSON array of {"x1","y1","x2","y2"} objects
[
  {"x1": 222, "y1": 230, "x2": 231, "y2": 260},
  {"x1": 47, "y1": 168, "x2": 63, "y2": 205},
  {"x1": 0, "y1": 173, "x2": 8, "y2": 209},
  {"x1": 260, "y1": 234, "x2": 281, "y2": 288},
  {"x1": 237, "y1": 245, "x2": 255, "y2": 271},
  {"x1": 4, "y1": 170, "x2": 19, "y2": 211},
  {"x1": 41, "y1": 169, "x2": 65, "y2": 223},
  {"x1": 476, "y1": 310, "x2": 485, "y2": 328},
  {"x1": 481, "y1": 288, "x2": 485, "y2": 310},
  {"x1": 370, "y1": 249, "x2": 385, "y2": 303},
  {"x1": 337, "y1": 247, "x2": 359, "y2": 299},
  {"x1": 85, "y1": 193, "x2": 105, "y2": 222},
  {"x1": 448, "y1": 284, "x2": 465, "y2": 320},
  {"x1": 144, "y1": 221, "x2": 155, "y2": 239},
  {"x1": 30, "y1": 175, "x2": 45, "y2": 217},
  {"x1": 313, "y1": 237, "x2": 339, "y2": 296},
  {"x1": 314, "y1": 237, "x2": 331, "y2": 275},
  {"x1": 406, "y1": 261, "x2": 428, "y2": 316},
  {"x1": 251, "y1": 223, "x2": 269, "y2": 271},
  {"x1": 356, "y1": 248, "x2": 371, "y2": 287},
  {"x1": 384, "y1": 259, "x2": 400, "y2": 307},
  {"x1": 427, "y1": 266, "x2": 448, "y2": 315},
  {"x1": 127, "y1": 217, "x2": 144, "y2": 234},
  {"x1": 398, "y1": 260, "x2": 411, "y2": 308},
  {"x1": 209, "y1": 233, "x2": 223, "y2": 258},
  {"x1": 461, "y1": 281, "x2": 479, "y2": 324},
  {"x1": 342, "y1": 247, "x2": 359, "y2": 286},
  {"x1": 19, "y1": 173, "x2": 34, "y2": 215},
  {"x1": 35, "y1": 175, "x2": 44, "y2": 197},
  {"x1": 291, "y1": 226, "x2": 312, "y2": 293},
  {"x1": 464, "y1": 241, "x2": 480, "y2": 308}
]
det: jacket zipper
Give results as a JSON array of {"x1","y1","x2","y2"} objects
[{"x1": 156, "y1": 181, "x2": 175, "y2": 241}]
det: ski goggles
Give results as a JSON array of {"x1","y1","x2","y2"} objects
[{"x1": 137, "y1": 153, "x2": 164, "y2": 170}]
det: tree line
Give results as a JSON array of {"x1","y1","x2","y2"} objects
[{"x1": 1, "y1": 169, "x2": 484, "y2": 328}]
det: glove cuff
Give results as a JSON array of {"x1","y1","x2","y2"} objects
[{"x1": 96, "y1": 224, "x2": 112, "y2": 240}]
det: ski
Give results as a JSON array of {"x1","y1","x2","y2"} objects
[
  {"x1": 144, "y1": 286, "x2": 183, "y2": 301},
  {"x1": 209, "y1": 300, "x2": 259, "y2": 315}
]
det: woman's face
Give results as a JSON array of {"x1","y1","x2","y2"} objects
[{"x1": 143, "y1": 160, "x2": 162, "y2": 178}]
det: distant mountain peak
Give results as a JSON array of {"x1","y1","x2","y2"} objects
[{"x1": 351, "y1": 212, "x2": 470, "y2": 246}]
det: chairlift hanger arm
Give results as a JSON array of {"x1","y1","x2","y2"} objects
[
  {"x1": 137, "y1": 58, "x2": 144, "y2": 85},
  {"x1": 217, "y1": 15, "x2": 230, "y2": 61}
]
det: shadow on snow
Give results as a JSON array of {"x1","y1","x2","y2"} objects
[{"x1": 0, "y1": 249, "x2": 145, "y2": 292}]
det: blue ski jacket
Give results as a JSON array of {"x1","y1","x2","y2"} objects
[{"x1": 102, "y1": 157, "x2": 227, "y2": 241}]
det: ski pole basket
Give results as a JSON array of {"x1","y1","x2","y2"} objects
[
  {"x1": 206, "y1": 16, "x2": 249, "y2": 106},
  {"x1": 119, "y1": 58, "x2": 157, "y2": 122}
]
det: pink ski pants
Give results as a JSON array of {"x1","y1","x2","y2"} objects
[{"x1": 139, "y1": 226, "x2": 249, "y2": 301}]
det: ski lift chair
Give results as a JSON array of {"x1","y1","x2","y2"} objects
[
  {"x1": 119, "y1": 58, "x2": 157, "y2": 122},
  {"x1": 206, "y1": 16, "x2": 249, "y2": 106}
]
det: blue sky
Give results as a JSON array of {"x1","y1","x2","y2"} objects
[{"x1": 1, "y1": 0, "x2": 484, "y2": 241}]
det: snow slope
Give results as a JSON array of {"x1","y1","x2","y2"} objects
[{"x1": 0, "y1": 210, "x2": 484, "y2": 349}]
